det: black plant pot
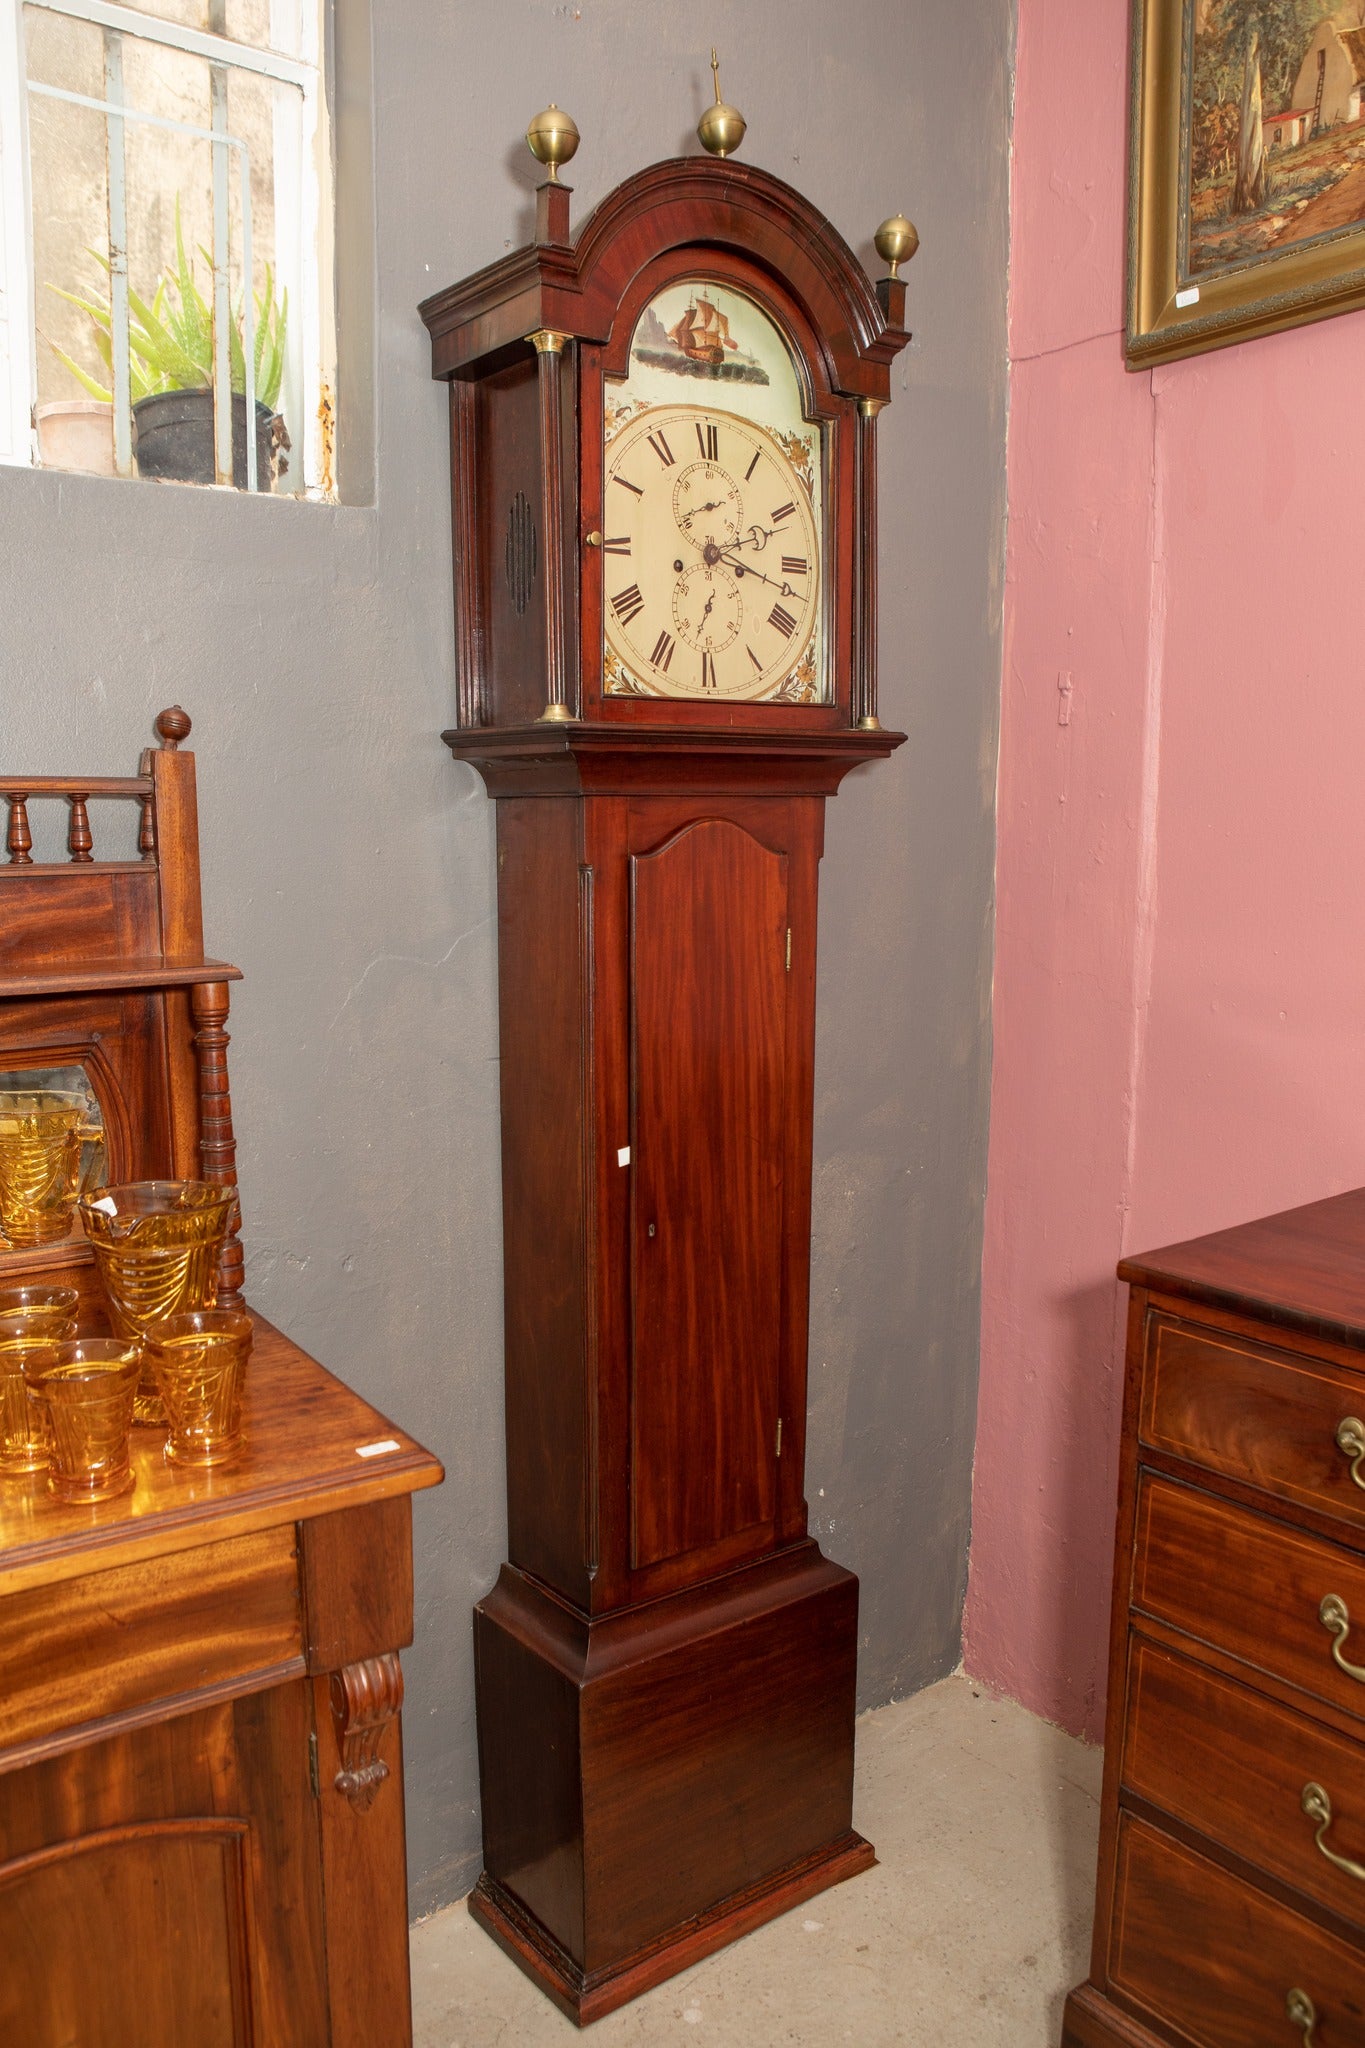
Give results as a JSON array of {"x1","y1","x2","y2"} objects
[{"x1": 133, "y1": 390, "x2": 276, "y2": 491}]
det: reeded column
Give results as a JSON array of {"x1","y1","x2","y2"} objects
[
  {"x1": 853, "y1": 396, "x2": 886, "y2": 731},
  {"x1": 530, "y1": 328, "x2": 574, "y2": 723}
]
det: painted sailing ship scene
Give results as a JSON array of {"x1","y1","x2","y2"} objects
[
  {"x1": 632, "y1": 287, "x2": 769, "y2": 383},
  {"x1": 1188, "y1": 2, "x2": 1365, "y2": 272}
]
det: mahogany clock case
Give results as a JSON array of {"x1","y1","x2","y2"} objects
[{"x1": 422, "y1": 152, "x2": 911, "y2": 2023}]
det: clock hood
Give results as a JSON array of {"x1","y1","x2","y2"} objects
[{"x1": 419, "y1": 153, "x2": 909, "y2": 402}]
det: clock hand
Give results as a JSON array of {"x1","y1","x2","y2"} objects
[
  {"x1": 733, "y1": 522, "x2": 776, "y2": 551},
  {"x1": 718, "y1": 550, "x2": 797, "y2": 599}
]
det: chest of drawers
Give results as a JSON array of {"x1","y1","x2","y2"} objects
[{"x1": 1064, "y1": 1190, "x2": 1365, "y2": 2048}]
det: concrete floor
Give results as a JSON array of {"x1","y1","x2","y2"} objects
[{"x1": 410, "y1": 1674, "x2": 1103, "y2": 2047}]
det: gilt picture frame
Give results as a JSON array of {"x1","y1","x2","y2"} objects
[{"x1": 1129, "y1": 0, "x2": 1365, "y2": 366}]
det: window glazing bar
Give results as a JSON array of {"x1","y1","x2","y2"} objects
[
  {"x1": 101, "y1": 27, "x2": 132, "y2": 477},
  {"x1": 208, "y1": 0, "x2": 231, "y2": 485},
  {"x1": 239, "y1": 143, "x2": 256, "y2": 488},
  {"x1": 23, "y1": 0, "x2": 312, "y2": 88},
  {"x1": 27, "y1": 80, "x2": 262, "y2": 154}
]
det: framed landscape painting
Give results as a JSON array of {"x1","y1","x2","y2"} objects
[{"x1": 1129, "y1": 0, "x2": 1365, "y2": 364}]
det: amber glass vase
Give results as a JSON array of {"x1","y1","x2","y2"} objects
[
  {"x1": 146, "y1": 1308, "x2": 252, "y2": 1466},
  {"x1": 79, "y1": 1181, "x2": 236, "y2": 1425},
  {"x1": 29, "y1": 1339, "x2": 142, "y2": 1501},
  {"x1": 0, "y1": 1090, "x2": 92, "y2": 1246}
]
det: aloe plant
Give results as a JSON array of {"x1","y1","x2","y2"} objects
[{"x1": 46, "y1": 200, "x2": 288, "y2": 412}]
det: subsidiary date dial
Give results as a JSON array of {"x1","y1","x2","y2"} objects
[{"x1": 601, "y1": 405, "x2": 820, "y2": 702}]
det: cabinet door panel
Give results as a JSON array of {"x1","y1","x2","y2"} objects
[
  {"x1": 0, "y1": 1687, "x2": 329, "y2": 2048},
  {"x1": 629, "y1": 817, "x2": 788, "y2": 1573},
  {"x1": 0, "y1": 1822, "x2": 251, "y2": 2047}
]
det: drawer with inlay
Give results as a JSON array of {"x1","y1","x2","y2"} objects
[
  {"x1": 1109, "y1": 1814, "x2": 1365, "y2": 2048},
  {"x1": 0, "y1": 1525, "x2": 304, "y2": 1763},
  {"x1": 1133, "y1": 1473, "x2": 1365, "y2": 1723},
  {"x1": 1124, "y1": 1634, "x2": 1365, "y2": 1932},
  {"x1": 1141, "y1": 1314, "x2": 1365, "y2": 1538}
]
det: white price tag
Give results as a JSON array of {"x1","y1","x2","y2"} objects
[
  {"x1": 617, "y1": 1146, "x2": 630, "y2": 1167},
  {"x1": 355, "y1": 1439, "x2": 401, "y2": 1459},
  {"x1": 1175, "y1": 286, "x2": 1200, "y2": 309}
]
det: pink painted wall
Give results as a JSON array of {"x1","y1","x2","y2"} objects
[{"x1": 964, "y1": 0, "x2": 1365, "y2": 1739}]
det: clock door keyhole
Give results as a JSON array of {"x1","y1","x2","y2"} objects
[{"x1": 647, "y1": 1221, "x2": 657, "y2": 1239}]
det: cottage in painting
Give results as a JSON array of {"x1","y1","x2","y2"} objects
[
  {"x1": 1292, "y1": 17, "x2": 1365, "y2": 133},
  {"x1": 1263, "y1": 105, "x2": 1313, "y2": 151}
]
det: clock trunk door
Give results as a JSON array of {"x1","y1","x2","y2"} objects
[{"x1": 629, "y1": 817, "x2": 788, "y2": 1582}]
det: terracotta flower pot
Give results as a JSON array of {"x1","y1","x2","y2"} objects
[{"x1": 36, "y1": 400, "x2": 116, "y2": 477}]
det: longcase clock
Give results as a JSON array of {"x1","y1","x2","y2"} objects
[{"x1": 420, "y1": 96, "x2": 916, "y2": 2024}]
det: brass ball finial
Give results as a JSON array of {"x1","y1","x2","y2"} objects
[
  {"x1": 874, "y1": 214, "x2": 920, "y2": 278},
  {"x1": 698, "y1": 49, "x2": 746, "y2": 158},
  {"x1": 526, "y1": 103, "x2": 580, "y2": 182}
]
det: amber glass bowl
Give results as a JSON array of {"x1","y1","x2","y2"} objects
[
  {"x1": 0, "y1": 1090, "x2": 90, "y2": 1246},
  {"x1": 0, "y1": 1299, "x2": 77, "y2": 1476},
  {"x1": 145, "y1": 1308, "x2": 252, "y2": 1467},
  {"x1": 79, "y1": 1181, "x2": 236, "y2": 1424},
  {"x1": 28, "y1": 1338, "x2": 142, "y2": 1501}
]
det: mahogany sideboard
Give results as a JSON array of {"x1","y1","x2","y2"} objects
[
  {"x1": 0, "y1": 1317, "x2": 443, "y2": 2048},
  {"x1": 1064, "y1": 1189, "x2": 1365, "y2": 2048},
  {"x1": 0, "y1": 710, "x2": 443, "y2": 2045}
]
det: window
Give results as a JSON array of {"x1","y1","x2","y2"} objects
[{"x1": 0, "y1": 0, "x2": 334, "y2": 495}]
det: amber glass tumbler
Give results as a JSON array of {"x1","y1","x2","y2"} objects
[
  {"x1": 79, "y1": 1181, "x2": 236, "y2": 1424},
  {"x1": 0, "y1": 1296, "x2": 78, "y2": 1476},
  {"x1": 145, "y1": 1308, "x2": 252, "y2": 1467},
  {"x1": 29, "y1": 1339, "x2": 142, "y2": 1501},
  {"x1": 0, "y1": 1090, "x2": 90, "y2": 1246},
  {"x1": 0, "y1": 1284, "x2": 80, "y2": 1325}
]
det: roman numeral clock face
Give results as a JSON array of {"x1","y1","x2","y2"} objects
[{"x1": 601, "y1": 283, "x2": 825, "y2": 705}]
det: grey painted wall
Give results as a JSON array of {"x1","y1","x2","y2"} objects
[{"x1": 0, "y1": 0, "x2": 1010, "y2": 1912}]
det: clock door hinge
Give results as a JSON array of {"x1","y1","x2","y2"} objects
[
  {"x1": 308, "y1": 1728, "x2": 320, "y2": 1799},
  {"x1": 776, "y1": 1415, "x2": 783, "y2": 1457},
  {"x1": 785, "y1": 927, "x2": 792, "y2": 973}
]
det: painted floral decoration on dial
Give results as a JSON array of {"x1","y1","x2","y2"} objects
[{"x1": 602, "y1": 283, "x2": 824, "y2": 704}]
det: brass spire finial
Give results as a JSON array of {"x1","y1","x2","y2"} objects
[
  {"x1": 697, "y1": 49, "x2": 746, "y2": 158},
  {"x1": 874, "y1": 214, "x2": 920, "y2": 278},
  {"x1": 526, "y1": 103, "x2": 580, "y2": 182}
]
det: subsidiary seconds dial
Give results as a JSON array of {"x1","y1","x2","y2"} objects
[{"x1": 601, "y1": 404, "x2": 820, "y2": 702}]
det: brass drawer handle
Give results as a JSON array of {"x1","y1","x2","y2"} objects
[
  {"x1": 1287, "y1": 1988, "x2": 1318, "y2": 2042},
  {"x1": 1336, "y1": 1416, "x2": 1365, "y2": 1490},
  {"x1": 1319, "y1": 1593, "x2": 1365, "y2": 1681},
  {"x1": 1302, "y1": 1782, "x2": 1365, "y2": 1883}
]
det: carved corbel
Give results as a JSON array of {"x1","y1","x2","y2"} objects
[{"x1": 330, "y1": 1652, "x2": 404, "y2": 1812}]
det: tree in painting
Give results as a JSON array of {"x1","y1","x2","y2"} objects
[
  {"x1": 1190, "y1": 1, "x2": 1365, "y2": 269},
  {"x1": 1233, "y1": 28, "x2": 1268, "y2": 209}
]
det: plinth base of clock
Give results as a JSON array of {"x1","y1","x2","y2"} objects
[{"x1": 469, "y1": 1541, "x2": 874, "y2": 2026}]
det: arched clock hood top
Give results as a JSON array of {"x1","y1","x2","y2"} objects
[{"x1": 420, "y1": 153, "x2": 909, "y2": 401}]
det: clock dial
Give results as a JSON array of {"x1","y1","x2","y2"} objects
[
  {"x1": 602, "y1": 280, "x2": 825, "y2": 705},
  {"x1": 603, "y1": 406, "x2": 819, "y2": 702}
]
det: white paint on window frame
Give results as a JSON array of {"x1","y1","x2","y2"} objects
[
  {"x1": 0, "y1": 0, "x2": 335, "y2": 496},
  {"x1": 0, "y1": 0, "x2": 36, "y2": 462}
]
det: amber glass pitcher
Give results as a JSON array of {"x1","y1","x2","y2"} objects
[
  {"x1": 0, "y1": 1090, "x2": 98, "y2": 1247},
  {"x1": 79, "y1": 1181, "x2": 236, "y2": 1423}
]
